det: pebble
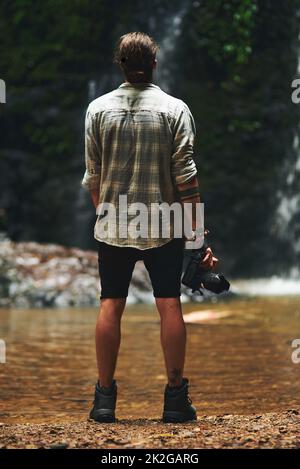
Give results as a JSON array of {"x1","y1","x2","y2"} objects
[{"x1": 49, "y1": 441, "x2": 69, "y2": 449}]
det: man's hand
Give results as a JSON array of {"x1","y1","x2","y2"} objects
[{"x1": 201, "y1": 247, "x2": 219, "y2": 270}]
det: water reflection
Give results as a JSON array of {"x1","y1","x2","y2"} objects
[{"x1": 0, "y1": 297, "x2": 299, "y2": 423}]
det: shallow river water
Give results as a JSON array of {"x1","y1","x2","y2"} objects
[{"x1": 0, "y1": 297, "x2": 300, "y2": 423}]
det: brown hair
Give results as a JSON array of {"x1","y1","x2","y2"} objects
[{"x1": 114, "y1": 32, "x2": 158, "y2": 83}]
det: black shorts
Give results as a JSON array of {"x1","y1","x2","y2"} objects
[{"x1": 97, "y1": 238, "x2": 184, "y2": 299}]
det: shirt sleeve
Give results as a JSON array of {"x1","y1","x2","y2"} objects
[
  {"x1": 81, "y1": 108, "x2": 101, "y2": 191},
  {"x1": 171, "y1": 102, "x2": 197, "y2": 185}
]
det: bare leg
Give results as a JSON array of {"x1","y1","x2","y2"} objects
[
  {"x1": 155, "y1": 297, "x2": 186, "y2": 387},
  {"x1": 95, "y1": 298, "x2": 126, "y2": 388}
]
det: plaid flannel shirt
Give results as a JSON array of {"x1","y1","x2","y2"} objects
[{"x1": 82, "y1": 82, "x2": 197, "y2": 249}]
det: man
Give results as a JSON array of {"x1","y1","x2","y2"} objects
[{"x1": 82, "y1": 32, "x2": 217, "y2": 423}]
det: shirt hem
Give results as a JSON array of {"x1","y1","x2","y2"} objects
[{"x1": 93, "y1": 234, "x2": 176, "y2": 250}]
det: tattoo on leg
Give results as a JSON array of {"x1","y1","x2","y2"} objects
[{"x1": 169, "y1": 368, "x2": 182, "y2": 386}]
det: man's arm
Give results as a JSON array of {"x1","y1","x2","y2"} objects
[
  {"x1": 177, "y1": 176, "x2": 218, "y2": 269},
  {"x1": 81, "y1": 108, "x2": 101, "y2": 211},
  {"x1": 171, "y1": 104, "x2": 217, "y2": 268},
  {"x1": 90, "y1": 189, "x2": 99, "y2": 209},
  {"x1": 171, "y1": 102, "x2": 200, "y2": 234},
  {"x1": 177, "y1": 175, "x2": 200, "y2": 232}
]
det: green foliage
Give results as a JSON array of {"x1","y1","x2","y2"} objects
[{"x1": 193, "y1": 0, "x2": 257, "y2": 66}]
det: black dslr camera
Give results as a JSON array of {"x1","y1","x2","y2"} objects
[{"x1": 182, "y1": 232, "x2": 230, "y2": 295}]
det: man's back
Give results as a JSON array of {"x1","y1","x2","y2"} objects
[{"x1": 82, "y1": 81, "x2": 197, "y2": 248}]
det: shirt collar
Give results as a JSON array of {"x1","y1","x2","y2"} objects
[{"x1": 118, "y1": 82, "x2": 161, "y2": 91}]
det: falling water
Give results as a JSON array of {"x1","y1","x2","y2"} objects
[
  {"x1": 273, "y1": 25, "x2": 300, "y2": 279},
  {"x1": 275, "y1": 132, "x2": 300, "y2": 267},
  {"x1": 155, "y1": 1, "x2": 189, "y2": 92},
  {"x1": 232, "y1": 23, "x2": 300, "y2": 295}
]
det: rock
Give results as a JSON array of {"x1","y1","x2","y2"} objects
[{"x1": 49, "y1": 441, "x2": 69, "y2": 449}]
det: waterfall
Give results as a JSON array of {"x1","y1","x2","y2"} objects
[
  {"x1": 275, "y1": 132, "x2": 300, "y2": 270},
  {"x1": 155, "y1": 1, "x2": 190, "y2": 92},
  {"x1": 273, "y1": 27, "x2": 300, "y2": 278}
]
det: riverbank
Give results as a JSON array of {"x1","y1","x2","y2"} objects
[
  {"x1": 1, "y1": 409, "x2": 299, "y2": 449},
  {"x1": 0, "y1": 238, "x2": 163, "y2": 307},
  {"x1": 2, "y1": 237, "x2": 300, "y2": 308},
  {"x1": 0, "y1": 237, "x2": 229, "y2": 308}
]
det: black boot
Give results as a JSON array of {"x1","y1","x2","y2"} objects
[
  {"x1": 162, "y1": 377, "x2": 197, "y2": 423},
  {"x1": 89, "y1": 380, "x2": 117, "y2": 423}
]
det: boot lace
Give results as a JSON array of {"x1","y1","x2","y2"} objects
[{"x1": 185, "y1": 386, "x2": 193, "y2": 405}]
